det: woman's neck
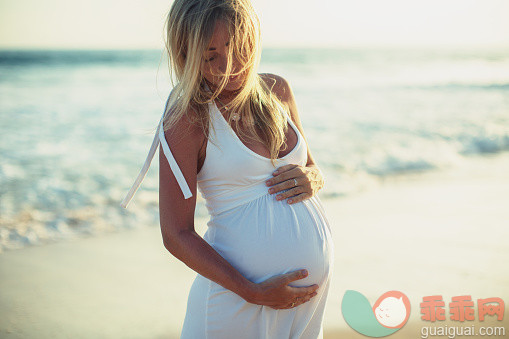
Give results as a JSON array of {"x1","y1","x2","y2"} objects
[{"x1": 204, "y1": 79, "x2": 240, "y2": 102}]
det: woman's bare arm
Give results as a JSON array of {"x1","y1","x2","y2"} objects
[
  {"x1": 159, "y1": 110, "x2": 256, "y2": 300},
  {"x1": 159, "y1": 105, "x2": 319, "y2": 309}
]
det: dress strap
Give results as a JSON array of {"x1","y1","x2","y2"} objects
[
  {"x1": 157, "y1": 110, "x2": 193, "y2": 199},
  {"x1": 120, "y1": 92, "x2": 193, "y2": 209},
  {"x1": 274, "y1": 100, "x2": 294, "y2": 129}
]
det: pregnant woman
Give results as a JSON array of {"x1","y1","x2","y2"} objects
[{"x1": 121, "y1": 0, "x2": 334, "y2": 337}]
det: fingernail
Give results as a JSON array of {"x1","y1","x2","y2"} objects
[
  {"x1": 268, "y1": 188, "x2": 274, "y2": 194},
  {"x1": 288, "y1": 199, "x2": 293, "y2": 204},
  {"x1": 265, "y1": 180, "x2": 271, "y2": 186},
  {"x1": 301, "y1": 270, "x2": 308, "y2": 276},
  {"x1": 272, "y1": 170, "x2": 278, "y2": 175}
]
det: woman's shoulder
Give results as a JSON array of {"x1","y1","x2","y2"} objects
[
  {"x1": 162, "y1": 102, "x2": 207, "y2": 154},
  {"x1": 258, "y1": 73, "x2": 292, "y2": 104},
  {"x1": 258, "y1": 73, "x2": 301, "y2": 127}
]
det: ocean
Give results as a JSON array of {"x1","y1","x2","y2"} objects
[{"x1": 1, "y1": 46, "x2": 508, "y2": 252}]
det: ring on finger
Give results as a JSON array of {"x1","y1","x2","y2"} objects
[
  {"x1": 293, "y1": 178, "x2": 298, "y2": 187},
  {"x1": 290, "y1": 302, "x2": 295, "y2": 307}
]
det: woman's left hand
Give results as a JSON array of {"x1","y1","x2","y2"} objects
[{"x1": 265, "y1": 164, "x2": 324, "y2": 204}]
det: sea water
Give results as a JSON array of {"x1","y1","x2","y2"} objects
[{"x1": 1, "y1": 46, "x2": 508, "y2": 251}]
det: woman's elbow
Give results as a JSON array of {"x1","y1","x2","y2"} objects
[{"x1": 160, "y1": 225, "x2": 194, "y2": 255}]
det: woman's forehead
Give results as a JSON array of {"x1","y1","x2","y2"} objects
[{"x1": 207, "y1": 20, "x2": 230, "y2": 50}]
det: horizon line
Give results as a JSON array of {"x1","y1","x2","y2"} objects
[{"x1": 1, "y1": 42, "x2": 508, "y2": 52}]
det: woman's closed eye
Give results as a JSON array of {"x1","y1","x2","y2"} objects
[
  {"x1": 204, "y1": 41, "x2": 230, "y2": 63},
  {"x1": 204, "y1": 52, "x2": 218, "y2": 62}
]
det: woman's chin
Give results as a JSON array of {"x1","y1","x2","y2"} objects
[
  {"x1": 205, "y1": 78, "x2": 245, "y2": 95},
  {"x1": 219, "y1": 83, "x2": 243, "y2": 95},
  {"x1": 227, "y1": 85, "x2": 243, "y2": 92},
  {"x1": 226, "y1": 78, "x2": 245, "y2": 90}
]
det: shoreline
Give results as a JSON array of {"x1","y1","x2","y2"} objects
[{"x1": 1, "y1": 152, "x2": 508, "y2": 338}]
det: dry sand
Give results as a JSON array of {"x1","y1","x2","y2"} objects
[{"x1": 1, "y1": 153, "x2": 508, "y2": 338}]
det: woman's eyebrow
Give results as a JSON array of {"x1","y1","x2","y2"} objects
[{"x1": 207, "y1": 41, "x2": 230, "y2": 51}]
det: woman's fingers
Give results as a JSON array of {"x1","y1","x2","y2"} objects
[
  {"x1": 255, "y1": 269, "x2": 320, "y2": 309},
  {"x1": 290, "y1": 284, "x2": 320, "y2": 297},
  {"x1": 294, "y1": 291, "x2": 318, "y2": 306},
  {"x1": 266, "y1": 165, "x2": 324, "y2": 204},
  {"x1": 284, "y1": 269, "x2": 308, "y2": 283},
  {"x1": 282, "y1": 269, "x2": 319, "y2": 299},
  {"x1": 285, "y1": 192, "x2": 310, "y2": 204},
  {"x1": 273, "y1": 291, "x2": 319, "y2": 310}
]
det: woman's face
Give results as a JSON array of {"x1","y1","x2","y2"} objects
[{"x1": 201, "y1": 20, "x2": 246, "y2": 94}]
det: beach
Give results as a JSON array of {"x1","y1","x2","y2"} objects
[
  {"x1": 2, "y1": 1, "x2": 509, "y2": 336},
  {"x1": 1, "y1": 152, "x2": 508, "y2": 338}
]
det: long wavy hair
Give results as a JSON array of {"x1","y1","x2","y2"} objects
[{"x1": 162, "y1": 0, "x2": 289, "y2": 167}]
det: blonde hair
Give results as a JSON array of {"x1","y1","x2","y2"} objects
[{"x1": 163, "y1": 0, "x2": 289, "y2": 167}]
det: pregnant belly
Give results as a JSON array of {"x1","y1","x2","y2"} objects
[{"x1": 205, "y1": 194, "x2": 334, "y2": 287}]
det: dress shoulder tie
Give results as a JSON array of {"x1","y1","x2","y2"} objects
[{"x1": 120, "y1": 92, "x2": 193, "y2": 209}]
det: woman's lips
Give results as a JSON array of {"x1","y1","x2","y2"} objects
[{"x1": 229, "y1": 71, "x2": 244, "y2": 81}]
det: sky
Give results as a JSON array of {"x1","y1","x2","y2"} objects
[{"x1": 0, "y1": 0, "x2": 508, "y2": 49}]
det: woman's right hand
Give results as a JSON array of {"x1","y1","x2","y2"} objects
[{"x1": 246, "y1": 269, "x2": 319, "y2": 310}]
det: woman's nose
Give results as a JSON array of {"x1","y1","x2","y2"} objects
[
  {"x1": 218, "y1": 54, "x2": 240, "y2": 75},
  {"x1": 218, "y1": 61, "x2": 237, "y2": 75}
]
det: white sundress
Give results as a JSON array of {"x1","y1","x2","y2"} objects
[{"x1": 121, "y1": 93, "x2": 335, "y2": 339}]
